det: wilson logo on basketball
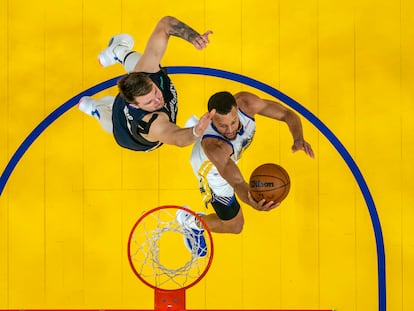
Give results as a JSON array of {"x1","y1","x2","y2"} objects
[
  {"x1": 250, "y1": 180, "x2": 274, "y2": 188},
  {"x1": 249, "y1": 163, "x2": 291, "y2": 203}
]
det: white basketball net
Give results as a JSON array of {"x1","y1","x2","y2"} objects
[{"x1": 128, "y1": 207, "x2": 212, "y2": 291}]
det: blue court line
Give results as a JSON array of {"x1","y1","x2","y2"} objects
[
  {"x1": 0, "y1": 66, "x2": 385, "y2": 311},
  {"x1": 0, "y1": 75, "x2": 121, "y2": 197}
]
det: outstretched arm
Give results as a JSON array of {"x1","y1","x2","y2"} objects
[
  {"x1": 202, "y1": 138, "x2": 279, "y2": 211},
  {"x1": 134, "y1": 16, "x2": 212, "y2": 73},
  {"x1": 146, "y1": 109, "x2": 216, "y2": 147},
  {"x1": 234, "y1": 92, "x2": 315, "y2": 158}
]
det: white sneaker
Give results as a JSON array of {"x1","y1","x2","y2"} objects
[
  {"x1": 176, "y1": 208, "x2": 207, "y2": 257},
  {"x1": 78, "y1": 96, "x2": 100, "y2": 119},
  {"x1": 98, "y1": 34, "x2": 135, "y2": 67},
  {"x1": 176, "y1": 208, "x2": 203, "y2": 231}
]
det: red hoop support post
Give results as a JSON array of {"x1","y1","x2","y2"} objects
[{"x1": 154, "y1": 288, "x2": 186, "y2": 311}]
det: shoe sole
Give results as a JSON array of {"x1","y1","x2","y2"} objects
[
  {"x1": 176, "y1": 210, "x2": 207, "y2": 257},
  {"x1": 98, "y1": 34, "x2": 134, "y2": 67}
]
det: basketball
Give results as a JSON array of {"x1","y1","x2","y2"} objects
[{"x1": 249, "y1": 163, "x2": 290, "y2": 203}]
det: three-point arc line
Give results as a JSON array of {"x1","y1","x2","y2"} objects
[{"x1": 0, "y1": 66, "x2": 386, "y2": 311}]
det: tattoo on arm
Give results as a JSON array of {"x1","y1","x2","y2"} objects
[{"x1": 169, "y1": 19, "x2": 200, "y2": 43}]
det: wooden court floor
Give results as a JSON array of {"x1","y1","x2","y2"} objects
[{"x1": 1, "y1": 0, "x2": 413, "y2": 310}]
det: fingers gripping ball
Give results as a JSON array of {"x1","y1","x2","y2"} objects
[{"x1": 249, "y1": 163, "x2": 291, "y2": 203}]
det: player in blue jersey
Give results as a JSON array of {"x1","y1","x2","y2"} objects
[{"x1": 78, "y1": 16, "x2": 214, "y2": 151}]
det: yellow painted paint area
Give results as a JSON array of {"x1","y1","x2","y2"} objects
[{"x1": 1, "y1": 0, "x2": 413, "y2": 310}]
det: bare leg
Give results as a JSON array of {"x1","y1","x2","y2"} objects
[{"x1": 201, "y1": 208, "x2": 244, "y2": 234}]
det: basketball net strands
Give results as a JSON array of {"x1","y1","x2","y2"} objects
[
  {"x1": 127, "y1": 206, "x2": 214, "y2": 311},
  {"x1": 5, "y1": 206, "x2": 334, "y2": 311},
  {"x1": 126, "y1": 206, "x2": 334, "y2": 311}
]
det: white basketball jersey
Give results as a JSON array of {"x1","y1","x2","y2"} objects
[{"x1": 190, "y1": 108, "x2": 256, "y2": 200}]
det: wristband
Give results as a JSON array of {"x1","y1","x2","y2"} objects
[{"x1": 192, "y1": 126, "x2": 200, "y2": 137}]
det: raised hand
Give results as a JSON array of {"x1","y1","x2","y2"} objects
[{"x1": 192, "y1": 30, "x2": 213, "y2": 50}]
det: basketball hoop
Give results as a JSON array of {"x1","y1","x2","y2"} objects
[{"x1": 127, "y1": 206, "x2": 214, "y2": 311}]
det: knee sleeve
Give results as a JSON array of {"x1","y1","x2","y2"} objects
[{"x1": 123, "y1": 51, "x2": 142, "y2": 73}]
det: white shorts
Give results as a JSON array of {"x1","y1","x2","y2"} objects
[{"x1": 197, "y1": 161, "x2": 235, "y2": 206}]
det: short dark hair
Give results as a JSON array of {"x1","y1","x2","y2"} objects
[
  {"x1": 207, "y1": 91, "x2": 237, "y2": 114},
  {"x1": 117, "y1": 72, "x2": 153, "y2": 104}
]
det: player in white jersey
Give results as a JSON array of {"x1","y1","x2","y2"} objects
[
  {"x1": 190, "y1": 105, "x2": 256, "y2": 206},
  {"x1": 177, "y1": 91, "x2": 314, "y2": 239}
]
